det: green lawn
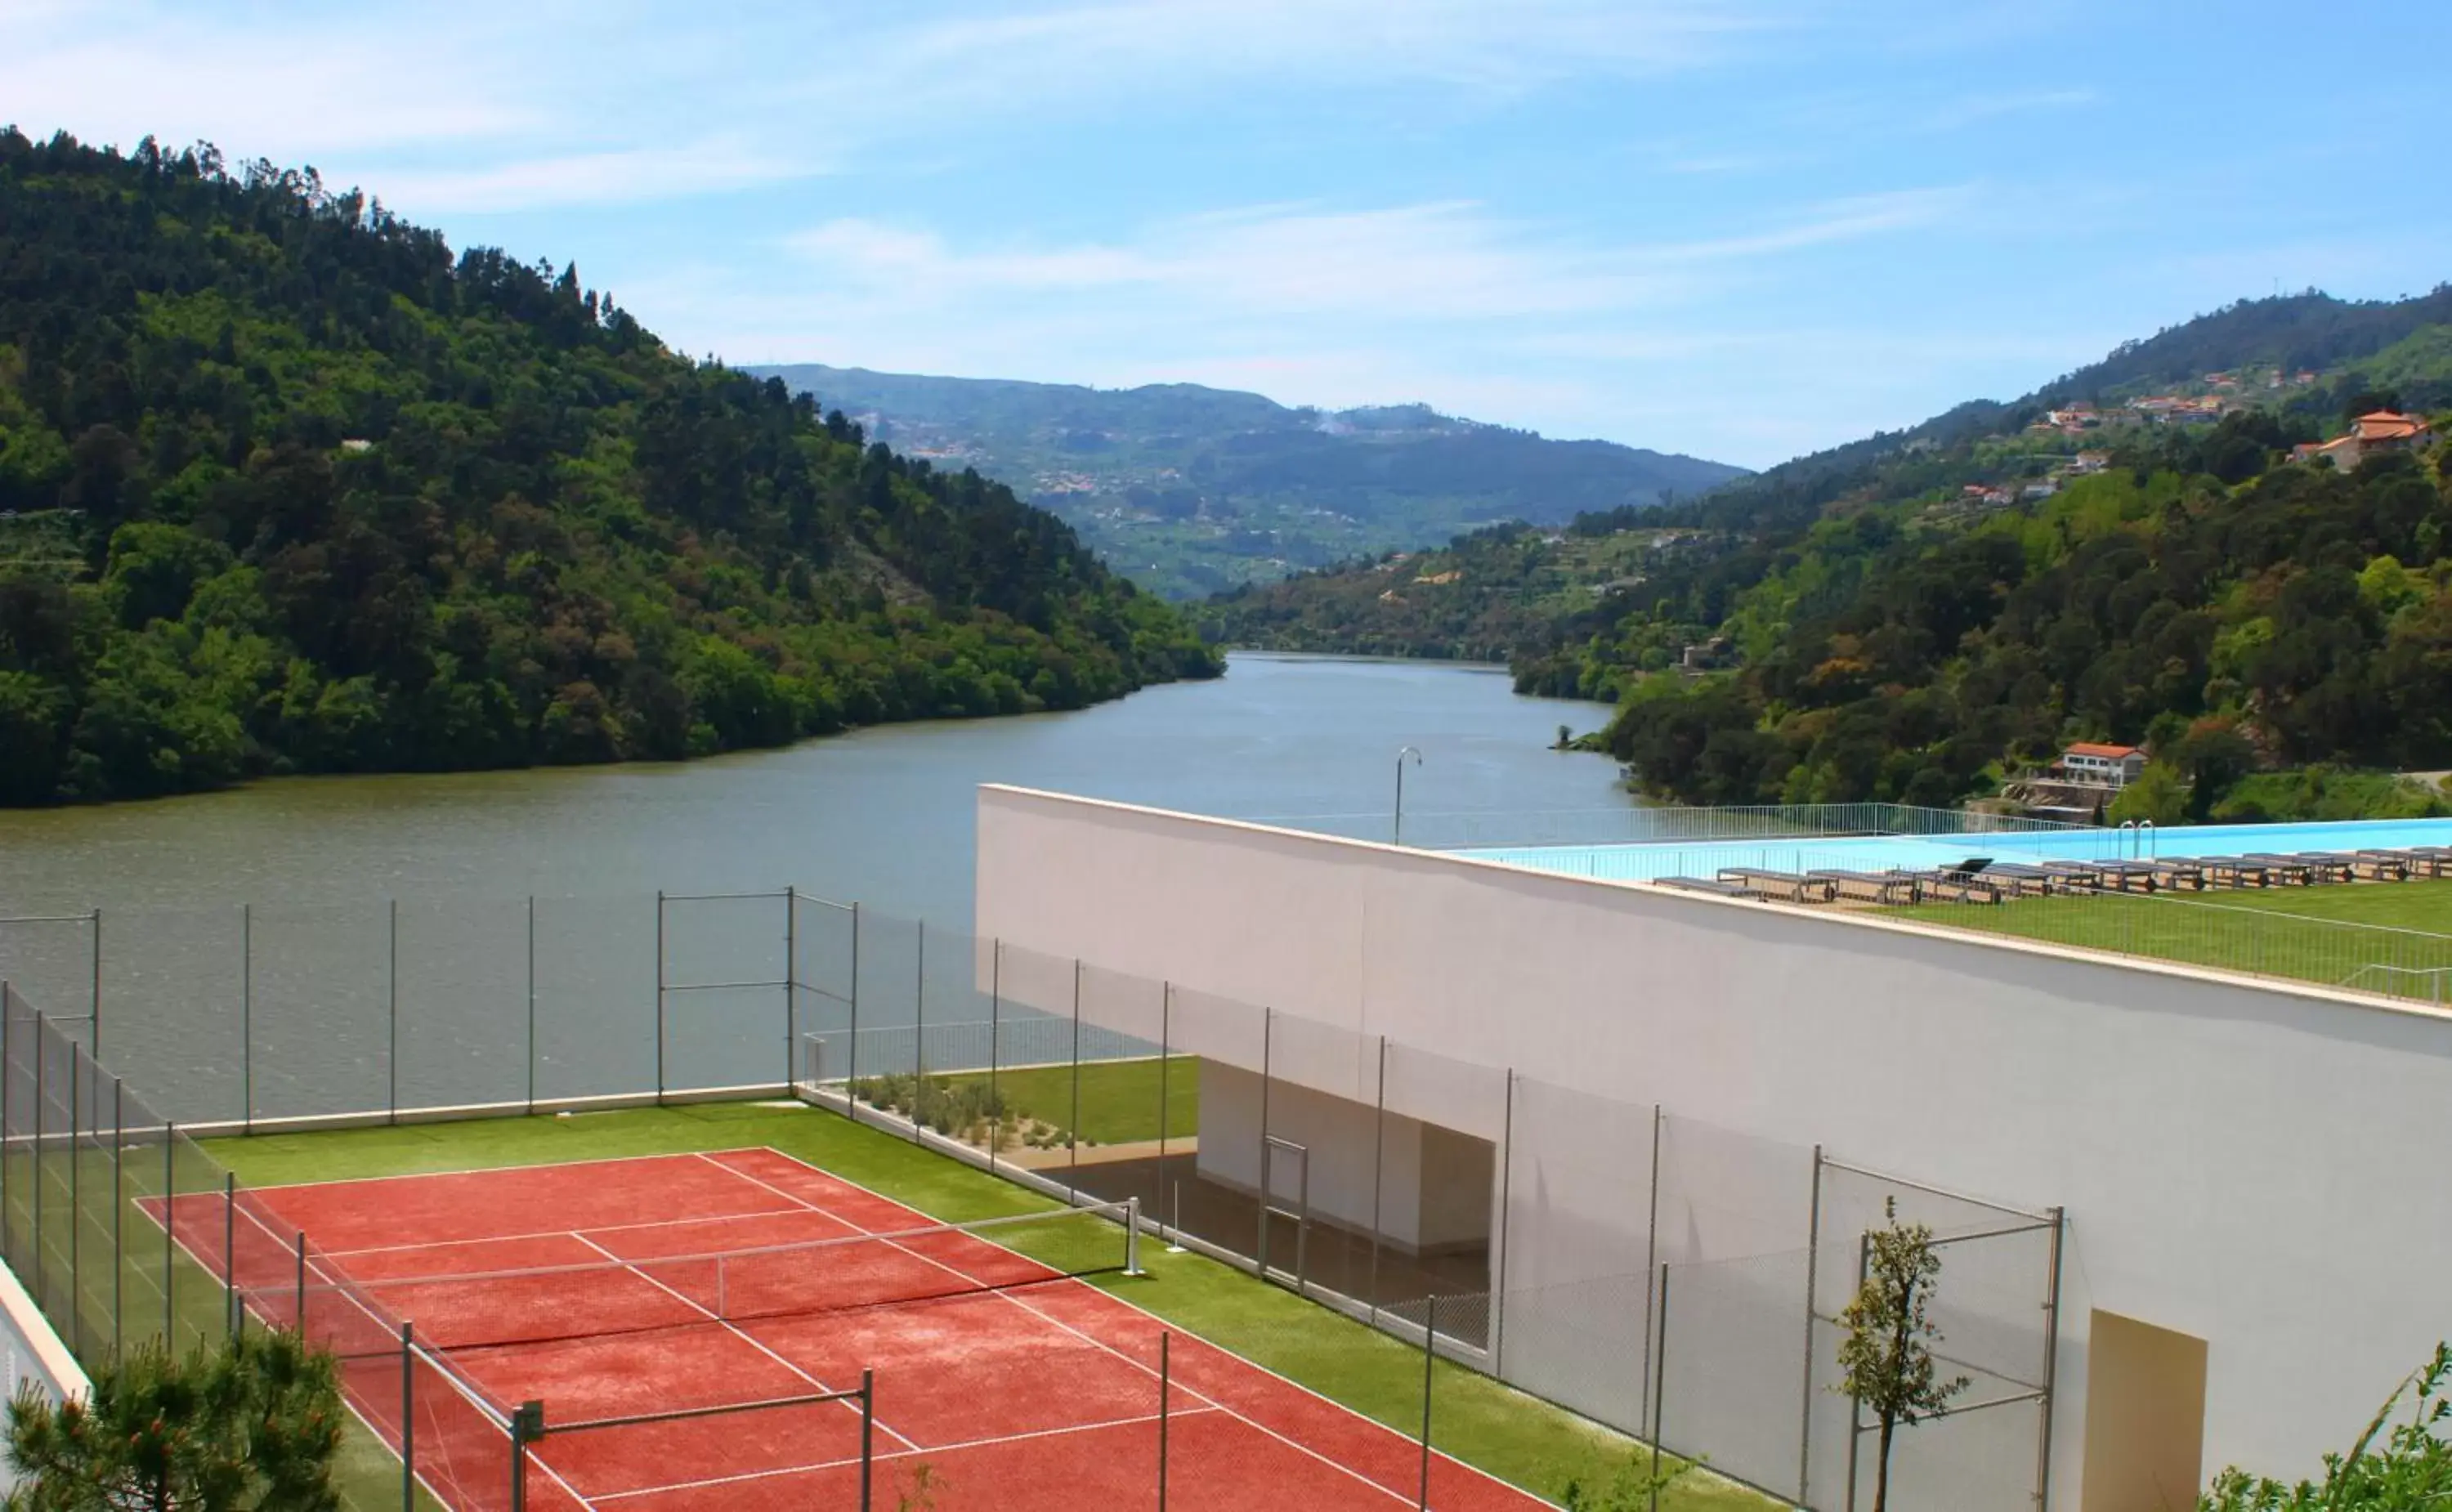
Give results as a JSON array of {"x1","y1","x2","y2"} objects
[
  {"x1": 935, "y1": 1054, "x2": 1201, "y2": 1145},
  {"x1": 204, "y1": 1101, "x2": 1776, "y2": 1512},
  {"x1": 1886, "y1": 878, "x2": 2452, "y2": 995}
]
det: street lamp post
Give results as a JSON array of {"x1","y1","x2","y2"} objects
[{"x1": 1394, "y1": 746, "x2": 1423, "y2": 845}]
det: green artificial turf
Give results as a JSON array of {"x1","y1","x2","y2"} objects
[
  {"x1": 1886, "y1": 879, "x2": 2452, "y2": 995},
  {"x1": 202, "y1": 1101, "x2": 1779, "y2": 1512},
  {"x1": 933, "y1": 1054, "x2": 1201, "y2": 1145}
]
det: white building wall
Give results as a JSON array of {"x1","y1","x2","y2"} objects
[{"x1": 976, "y1": 785, "x2": 2452, "y2": 1508}]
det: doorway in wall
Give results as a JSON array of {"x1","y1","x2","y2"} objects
[{"x1": 2081, "y1": 1309, "x2": 2208, "y2": 1512}]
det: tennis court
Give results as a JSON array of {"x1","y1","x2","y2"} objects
[{"x1": 150, "y1": 1147, "x2": 1550, "y2": 1511}]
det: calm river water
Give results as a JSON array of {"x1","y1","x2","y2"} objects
[
  {"x1": 0, "y1": 657, "x2": 1626, "y2": 1118},
  {"x1": 0, "y1": 654, "x2": 1624, "y2": 924}
]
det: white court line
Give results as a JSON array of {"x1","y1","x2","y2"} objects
[
  {"x1": 741, "y1": 1146, "x2": 1562, "y2": 1510},
  {"x1": 150, "y1": 1200, "x2": 597, "y2": 1512},
  {"x1": 588, "y1": 1402, "x2": 1223, "y2": 1503},
  {"x1": 250, "y1": 1149, "x2": 732, "y2": 1195},
  {"x1": 319, "y1": 1199, "x2": 855, "y2": 1260},
  {"x1": 697, "y1": 1151, "x2": 1439, "y2": 1510},
  {"x1": 562, "y1": 1231, "x2": 920, "y2": 1455}
]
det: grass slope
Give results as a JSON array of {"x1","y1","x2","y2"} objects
[
  {"x1": 207, "y1": 1103, "x2": 1774, "y2": 1512},
  {"x1": 1888, "y1": 879, "x2": 2452, "y2": 992}
]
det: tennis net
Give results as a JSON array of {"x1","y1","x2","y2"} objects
[{"x1": 298, "y1": 1199, "x2": 1140, "y2": 1361}]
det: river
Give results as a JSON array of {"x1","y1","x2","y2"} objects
[
  {"x1": 0, "y1": 657, "x2": 1626, "y2": 1118},
  {"x1": 0, "y1": 655, "x2": 1625, "y2": 924}
]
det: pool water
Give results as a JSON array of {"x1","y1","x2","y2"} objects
[{"x1": 1456, "y1": 817, "x2": 2452, "y2": 886}]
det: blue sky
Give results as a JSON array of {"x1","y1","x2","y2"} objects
[{"x1": 7, "y1": 1, "x2": 2448, "y2": 468}]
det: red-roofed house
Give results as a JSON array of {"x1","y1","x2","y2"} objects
[
  {"x1": 2293, "y1": 410, "x2": 2434, "y2": 471},
  {"x1": 2061, "y1": 742, "x2": 2146, "y2": 788}
]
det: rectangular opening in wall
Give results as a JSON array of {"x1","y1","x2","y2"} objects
[{"x1": 2081, "y1": 1308, "x2": 2208, "y2": 1512}]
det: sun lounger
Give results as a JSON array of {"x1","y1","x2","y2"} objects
[
  {"x1": 1806, "y1": 869, "x2": 1922, "y2": 906},
  {"x1": 2092, "y1": 861, "x2": 2163, "y2": 893},
  {"x1": 2206, "y1": 857, "x2": 2275, "y2": 888},
  {"x1": 2146, "y1": 858, "x2": 2208, "y2": 890},
  {"x1": 1658, "y1": 875, "x2": 1757, "y2": 899},
  {"x1": 1904, "y1": 870, "x2": 2004, "y2": 904},
  {"x1": 1971, "y1": 861, "x2": 2061, "y2": 897},
  {"x1": 2243, "y1": 853, "x2": 2320, "y2": 884},
  {"x1": 2282, "y1": 852, "x2": 2362, "y2": 883},
  {"x1": 1717, "y1": 868, "x2": 1838, "y2": 903},
  {"x1": 2364, "y1": 843, "x2": 2442, "y2": 877},
  {"x1": 2038, "y1": 860, "x2": 2111, "y2": 889}
]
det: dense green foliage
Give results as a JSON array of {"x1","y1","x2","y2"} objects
[
  {"x1": 1594, "y1": 430, "x2": 2452, "y2": 807},
  {"x1": 0, "y1": 130, "x2": 1217, "y2": 805},
  {"x1": 1197, "y1": 522, "x2": 1649, "y2": 661},
  {"x1": 2199, "y1": 1344, "x2": 2452, "y2": 1511},
  {"x1": 5, "y1": 1330, "x2": 343, "y2": 1512},
  {"x1": 1208, "y1": 288, "x2": 2452, "y2": 810},
  {"x1": 753, "y1": 363, "x2": 1744, "y2": 598}
]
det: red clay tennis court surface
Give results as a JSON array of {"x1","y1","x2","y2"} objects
[{"x1": 161, "y1": 1148, "x2": 1553, "y2": 1511}]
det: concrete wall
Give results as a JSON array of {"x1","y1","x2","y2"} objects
[
  {"x1": 976, "y1": 785, "x2": 2452, "y2": 1508},
  {"x1": 1193, "y1": 1061, "x2": 1492, "y2": 1254}
]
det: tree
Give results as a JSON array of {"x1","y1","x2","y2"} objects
[
  {"x1": 1834, "y1": 1199, "x2": 1968, "y2": 1512},
  {"x1": 2200, "y1": 1344, "x2": 2452, "y2": 1510},
  {"x1": 4, "y1": 1329, "x2": 344, "y2": 1511}
]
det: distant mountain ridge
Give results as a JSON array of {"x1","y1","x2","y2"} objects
[{"x1": 748, "y1": 363, "x2": 1746, "y2": 598}]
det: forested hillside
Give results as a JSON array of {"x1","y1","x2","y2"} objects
[
  {"x1": 1601, "y1": 423, "x2": 2452, "y2": 810},
  {"x1": 751, "y1": 363, "x2": 1745, "y2": 598},
  {"x1": 1207, "y1": 289, "x2": 2452, "y2": 812},
  {"x1": 0, "y1": 130, "x2": 1217, "y2": 806}
]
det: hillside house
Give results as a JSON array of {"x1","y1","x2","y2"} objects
[
  {"x1": 2292, "y1": 410, "x2": 2434, "y2": 472},
  {"x1": 2060, "y1": 742, "x2": 2146, "y2": 788}
]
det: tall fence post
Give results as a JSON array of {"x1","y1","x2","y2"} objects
[
  {"x1": 111, "y1": 1076, "x2": 123, "y2": 1356},
  {"x1": 240, "y1": 903, "x2": 253, "y2": 1134},
  {"x1": 294, "y1": 1232, "x2": 308, "y2": 1334},
  {"x1": 525, "y1": 895, "x2": 537, "y2": 1116},
  {"x1": 2036, "y1": 1205, "x2": 2067, "y2": 1512},
  {"x1": 400, "y1": 1321, "x2": 415, "y2": 1512},
  {"x1": 2, "y1": 982, "x2": 12, "y2": 1268},
  {"x1": 32, "y1": 1010, "x2": 44, "y2": 1315},
  {"x1": 221, "y1": 1172, "x2": 236, "y2": 1337},
  {"x1": 68, "y1": 1039, "x2": 81, "y2": 1359},
  {"x1": 912, "y1": 919, "x2": 927, "y2": 1145},
  {"x1": 1641, "y1": 1104, "x2": 1662, "y2": 1427},
  {"x1": 1155, "y1": 982, "x2": 1170, "y2": 1198},
  {"x1": 653, "y1": 891, "x2": 666, "y2": 1105},
  {"x1": 1258, "y1": 1008, "x2": 1273, "y2": 1268},
  {"x1": 1067, "y1": 958, "x2": 1082, "y2": 1191},
  {"x1": 1418, "y1": 1294, "x2": 1437, "y2": 1510},
  {"x1": 1492, "y1": 1068, "x2": 1515, "y2": 1380},
  {"x1": 987, "y1": 942, "x2": 1002, "y2": 1174},
  {"x1": 859, "y1": 1368, "x2": 875, "y2": 1512},
  {"x1": 846, "y1": 902, "x2": 861, "y2": 1115},
  {"x1": 1800, "y1": 1143, "x2": 1824, "y2": 1502},
  {"x1": 89, "y1": 908, "x2": 101, "y2": 1062},
  {"x1": 1844, "y1": 1232, "x2": 1869, "y2": 1512},
  {"x1": 387, "y1": 897, "x2": 399, "y2": 1125},
  {"x1": 162, "y1": 1121, "x2": 174, "y2": 1352},
  {"x1": 783, "y1": 888, "x2": 797, "y2": 1091},
  {"x1": 1650, "y1": 1263, "x2": 1671, "y2": 1512},
  {"x1": 1369, "y1": 1034, "x2": 1388, "y2": 1322}
]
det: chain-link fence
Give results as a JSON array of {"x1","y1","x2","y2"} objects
[
  {"x1": 6, "y1": 887, "x2": 2064, "y2": 1510},
  {"x1": 785, "y1": 907, "x2": 2065, "y2": 1511}
]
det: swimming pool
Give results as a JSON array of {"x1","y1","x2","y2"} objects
[{"x1": 1456, "y1": 816, "x2": 2452, "y2": 885}]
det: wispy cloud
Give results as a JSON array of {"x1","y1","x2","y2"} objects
[
  {"x1": 781, "y1": 189, "x2": 1971, "y2": 328},
  {"x1": 374, "y1": 136, "x2": 817, "y2": 214}
]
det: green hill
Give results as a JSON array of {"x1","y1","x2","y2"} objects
[
  {"x1": 1206, "y1": 290, "x2": 2452, "y2": 811},
  {"x1": 748, "y1": 363, "x2": 1747, "y2": 599},
  {"x1": 0, "y1": 130, "x2": 1218, "y2": 807}
]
